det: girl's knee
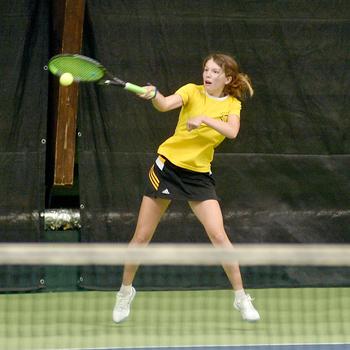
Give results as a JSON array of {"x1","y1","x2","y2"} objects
[
  {"x1": 130, "y1": 231, "x2": 153, "y2": 245},
  {"x1": 208, "y1": 231, "x2": 230, "y2": 246}
]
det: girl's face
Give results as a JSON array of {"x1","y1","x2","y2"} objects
[{"x1": 203, "y1": 58, "x2": 232, "y2": 97}]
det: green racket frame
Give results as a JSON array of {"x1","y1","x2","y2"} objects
[{"x1": 47, "y1": 54, "x2": 146, "y2": 94}]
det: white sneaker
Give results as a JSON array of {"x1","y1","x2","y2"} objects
[
  {"x1": 112, "y1": 287, "x2": 136, "y2": 323},
  {"x1": 234, "y1": 294, "x2": 260, "y2": 322}
]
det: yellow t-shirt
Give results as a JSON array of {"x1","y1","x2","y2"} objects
[{"x1": 157, "y1": 83, "x2": 241, "y2": 172}]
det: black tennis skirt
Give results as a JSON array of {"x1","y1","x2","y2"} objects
[{"x1": 144, "y1": 155, "x2": 218, "y2": 201}]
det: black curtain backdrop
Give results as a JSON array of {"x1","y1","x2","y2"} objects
[
  {"x1": 0, "y1": 1, "x2": 49, "y2": 290},
  {"x1": 76, "y1": 0, "x2": 350, "y2": 289}
]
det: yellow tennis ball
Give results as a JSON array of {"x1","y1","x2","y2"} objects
[{"x1": 59, "y1": 72, "x2": 74, "y2": 86}]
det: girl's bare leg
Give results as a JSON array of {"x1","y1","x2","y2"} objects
[
  {"x1": 188, "y1": 199, "x2": 243, "y2": 290},
  {"x1": 122, "y1": 196, "x2": 171, "y2": 285},
  {"x1": 188, "y1": 199, "x2": 260, "y2": 322}
]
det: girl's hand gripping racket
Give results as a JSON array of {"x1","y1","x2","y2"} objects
[{"x1": 46, "y1": 54, "x2": 147, "y2": 95}]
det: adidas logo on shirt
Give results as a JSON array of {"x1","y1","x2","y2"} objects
[{"x1": 162, "y1": 188, "x2": 170, "y2": 195}]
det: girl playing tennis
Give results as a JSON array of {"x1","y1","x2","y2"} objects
[{"x1": 113, "y1": 53, "x2": 260, "y2": 323}]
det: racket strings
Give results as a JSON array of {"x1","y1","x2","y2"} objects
[{"x1": 48, "y1": 56, "x2": 105, "y2": 82}]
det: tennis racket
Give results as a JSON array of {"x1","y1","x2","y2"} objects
[{"x1": 46, "y1": 54, "x2": 147, "y2": 94}]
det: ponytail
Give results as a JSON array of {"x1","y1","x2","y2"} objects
[{"x1": 228, "y1": 72, "x2": 254, "y2": 100}]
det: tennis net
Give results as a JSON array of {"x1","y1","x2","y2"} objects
[{"x1": 0, "y1": 243, "x2": 349, "y2": 350}]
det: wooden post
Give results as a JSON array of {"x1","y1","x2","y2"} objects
[{"x1": 51, "y1": 0, "x2": 85, "y2": 186}]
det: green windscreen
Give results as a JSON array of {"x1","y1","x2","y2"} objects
[{"x1": 48, "y1": 55, "x2": 105, "y2": 82}]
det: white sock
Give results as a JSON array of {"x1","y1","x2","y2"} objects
[
  {"x1": 119, "y1": 284, "x2": 132, "y2": 296},
  {"x1": 234, "y1": 289, "x2": 246, "y2": 301}
]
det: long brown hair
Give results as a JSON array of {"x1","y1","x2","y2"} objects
[{"x1": 203, "y1": 53, "x2": 254, "y2": 100}]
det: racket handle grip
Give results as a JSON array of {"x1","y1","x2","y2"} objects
[{"x1": 125, "y1": 82, "x2": 147, "y2": 94}]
